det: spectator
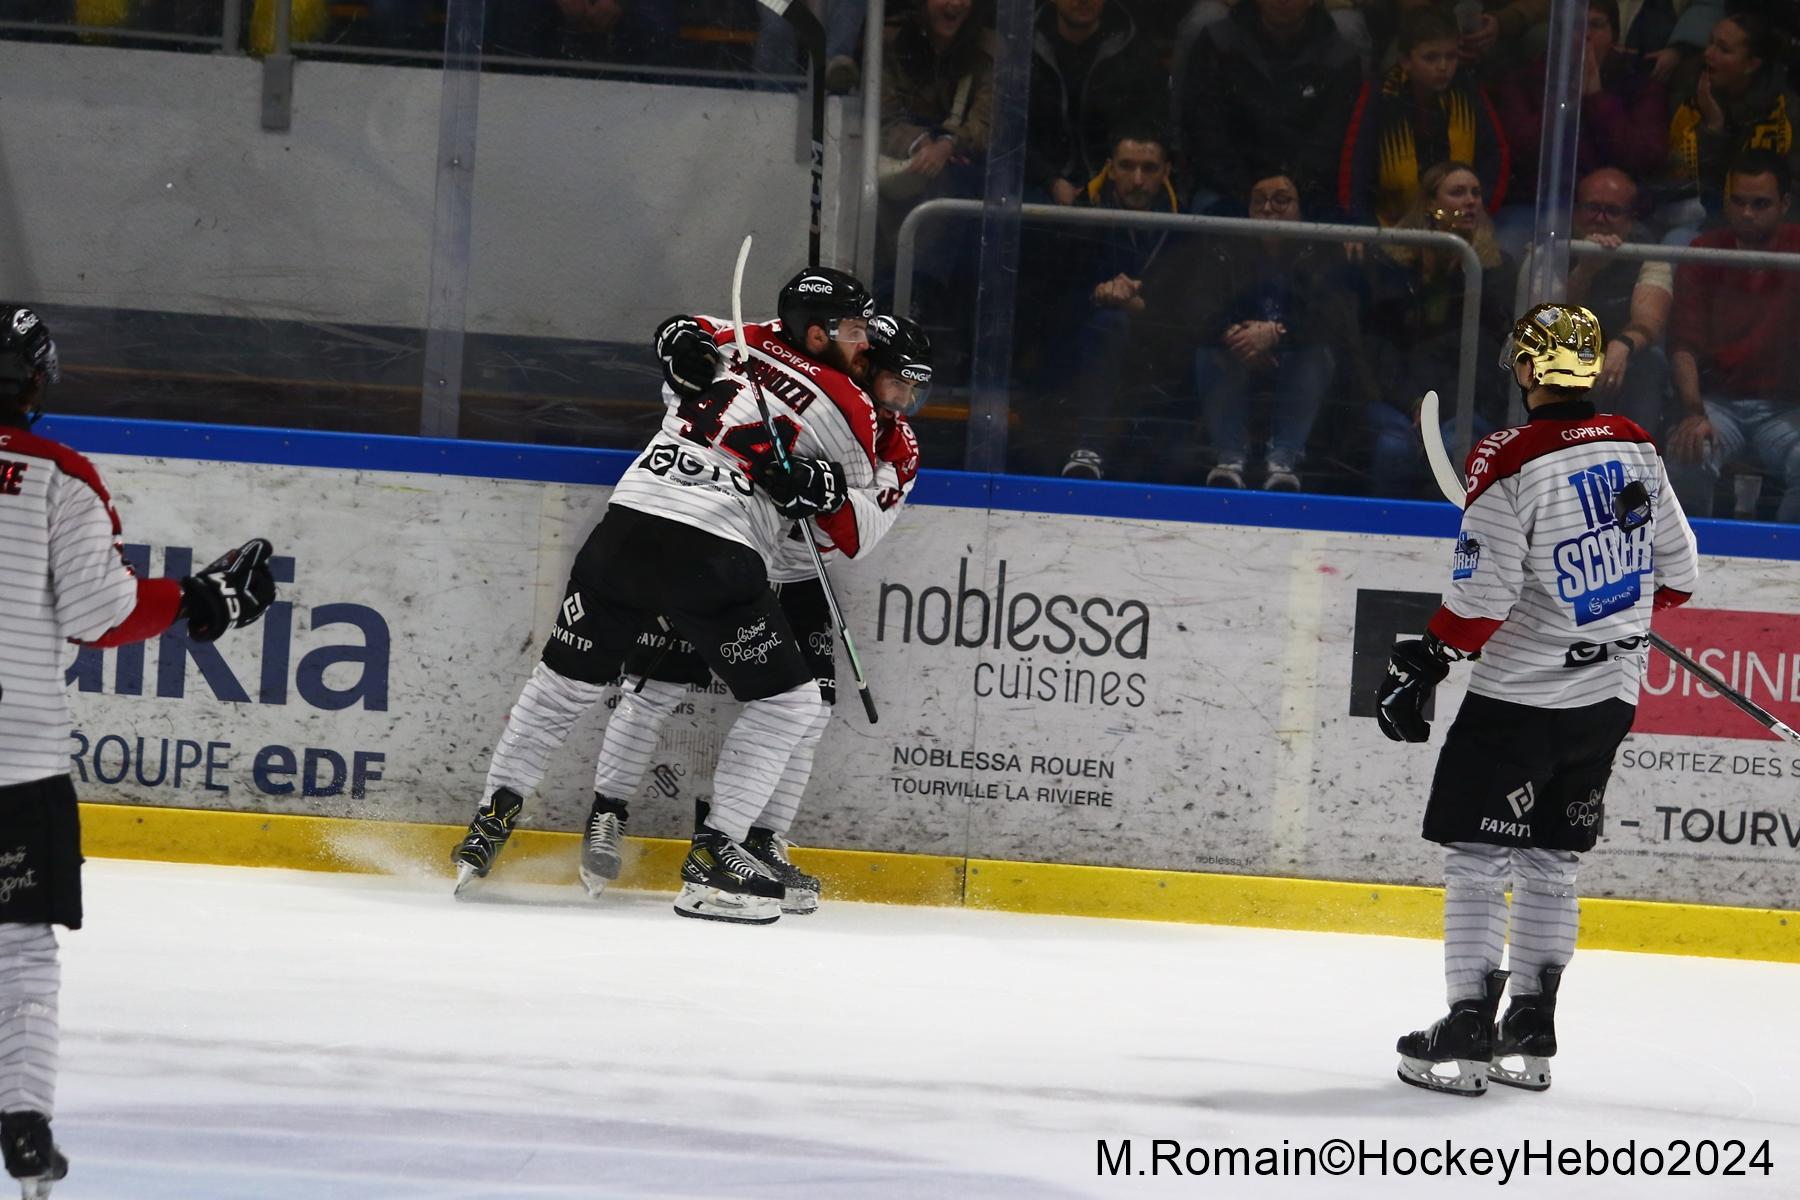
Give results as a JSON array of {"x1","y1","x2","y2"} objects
[
  {"x1": 1665, "y1": 151, "x2": 1800, "y2": 520},
  {"x1": 1015, "y1": 124, "x2": 1183, "y2": 478},
  {"x1": 486, "y1": 0, "x2": 676, "y2": 63},
  {"x1": 756, "y1": 0, "x2": 867, "y2": 91},
  {"x1": 1495, "y1": 0, "x2": 1668, "y2": 196},
  {"x1": 1176, "y1": 0, "x2": 1364, "y2": 215},
  {"x1": 1514, "y1": 166, "x2": 1673, "y2": 433},
  {"x1": 1338, "y1": 8, "x2": 1510, "y2": 228},
  {"x1": 1663, "y1": 9, "x2": 1800, "y2": 226},
  {"x1": 1355, "y1": 159, "x2": 1518, "y2": 497},
  {"x1": 1026, "y1": 0, "x2": 1166, "y2": 206},
  {"x1": 1171, "y1": 0, "x2": 1375, "y2": 100},
  {"x1": 1393, "y1": 0, "x2": 1549, "y2": 76},
  {"x1": 1148, "y1": 171, "x2": 1356, "y2": 490}
]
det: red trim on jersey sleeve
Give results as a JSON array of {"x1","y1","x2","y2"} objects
[
  {"x1": 814, "y1": 505, "x2": 861, "y2": 558},
  {"x1": 1427, "y1": 606, "x2": 1504, "y2": 654},
  {"x1": 85, "y1": 577, "x2": 183, "y2": 648},
  {"x1": 1653, "y1": 587, "x2": 1691, "y2": 612},
  {"x1": 1, "y1": 427, "x2": 122, "y2": 534},
  {"x1": 879, "y1": 414, "x2": 921, "y2": 480},
  {"x1": 1461, "y1": 414, "x2": 1656, "y2": 507}
]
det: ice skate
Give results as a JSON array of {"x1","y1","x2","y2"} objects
[
  {"x1": 1, "y1": 1112, "x2": 67, "y2": 1199},
  {"x1": 673, "y1": 828, "x2": 784, "y2": 925},
  {"x1": 451, "y1": 788, "x2": 523, "y2": 895},
  {"x1": 744, "y1": 826, "x2": 821, "y2": 915},
  {"x1": 1396, "y1": 969, "x2": 1507, "y2": 1096},
  {"x1": 578, "y1": 794, "x2": 628, "y2": 898},
  {"x1": 1490, "y1": 964, "x2": 1562, "y2": 1091}
]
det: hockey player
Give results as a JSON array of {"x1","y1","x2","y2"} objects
[
  {"x1": 0, "y1": 306, "x2": 276, "y2": 1195},
  {"x1": 1376, "y1": 303, "x2": 1699, "y2": 1097},
  {"x1": 455, "y1": 268, "x2": 882, "y2": 925},
  {"x1": 574, "y1": 315, "x2": 929, "y2": 915}
]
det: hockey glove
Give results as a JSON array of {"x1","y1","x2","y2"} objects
[
  {"x1": 181, "y1": 538, "x2": 277, "y2": 642},
  {"x1": 1375, "y1": 633, "x2": 1462, "y2": 743},
  {"x1": 654, "y1": 315, "x2": 722, "y2": 398},
  {"x1": 752, "y1": 457, "x2": 848, "y2": 520}
]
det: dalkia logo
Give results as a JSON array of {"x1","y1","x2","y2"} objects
[
  {"x1": 1636, "y1": 607, "x2": 1800, "y2": 741},
  {"x1": 877, "y1": 557, "x2": 1149, "y2": 658}
]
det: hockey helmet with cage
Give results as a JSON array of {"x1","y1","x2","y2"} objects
[
  {"x1": 0, "y1": 306, "x2": 59, "y2": 421},
  {"x1": 1500, "y1": 303, "x2": 1604, "y2": 389},
  {"x1": 777, "y1": 267, "x2": 876, "y2": 349},
  {"x1": 866, "y1": 314, "x2": 933, "y2": 415}
]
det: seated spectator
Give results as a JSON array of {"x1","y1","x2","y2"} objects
[
  {"x1": 1495, "y1": 0, "x2": 1668, "y2": 195},
  {"x1": 1026, "y1": 0, "x2": 1166, "y2": 206},
  {"x1": 1662, "y1": 8, "x2": 1800, "y2": 227},
  {"x1": 1014, "y1": 124, "x2": 1183, "y2": 478},
  {"x1": 1149, "y1": 172, "x2": 1357, "y2": 490},
  {"x1": 1515, "y1": 166, "x2": 1673, "y2": 433},
  {"x1": 1394, "y1": 0, "x2": 1548, "y2": 77},
  {"x1": 1171, "y1": 0, "x2": 1375, "y2": 98},
  {"x1": 1665, "y1": 151, "x2": 1800, "y2": 520},
  {"x1": 1338, "y1": 8, "x2": 1510, "y2": 228},
  {"x1": 877, "y1": 0, "x2": 993, "y2": 280},
  {"x1": 755, "y1": 0, "x2": 866, "y2": 91},
  {"x1": 1355, "y1": 159, "x2": 1517, "y2": 497},
  {"x1": 1176, "y1": 0, "x2": 1364, "y2": 216}
]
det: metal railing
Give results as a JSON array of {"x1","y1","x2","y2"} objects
[
  {"x1": 894, "y1": 200, "x2": 1488, "y2": 456},
  {"x1": 1567, "y1": 239, "x2": 1800, "y2": 272}
]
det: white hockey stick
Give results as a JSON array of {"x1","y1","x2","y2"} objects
[
  {"x1": 731, "y1": 236, "x2": 879, "y2": 724},
  {"x1": 1418, "y1": 391, "x2": 1800, "y2": 745}
]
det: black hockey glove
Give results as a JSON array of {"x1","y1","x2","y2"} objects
[
  {"x1": 181, "y1": 538, "x2": 277, "y2": 642},
  {"x1": 752, "y1": 457, "x2": 847, "y2": 520},
  {"x1": 1375, "y1": 633, "x2": 1463, "y2": 743},
  {"x1": 654, "y1": 315, "x2": 722, "y2": 398}
]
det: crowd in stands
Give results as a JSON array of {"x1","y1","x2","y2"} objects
[{"x1": 13, "y1": 0, "x2": 1800, "y2": 517}]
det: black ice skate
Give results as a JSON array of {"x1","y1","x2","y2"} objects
[
  {"x1": 673, "y1": 828, "x2": 784, "y2": 925},
  {"x1": 744, "y1": 826, "x2": 821, "y2": 915},
  {"x1": 1396, "y1": 969, "x2": 1508, "y2": 1097},
  {"x1": 2, "y1": 1111, "x2": 68, "y2": 1199},
  {"x1": 452, "y1": 788, "x2": 524, "y2": 895},
  {"x1": 578, "y1": 794, "x2": 629, "y2": 899},
  {"x1": 1490, "y1": 964, "x2": 1562, "y2": 1091}
]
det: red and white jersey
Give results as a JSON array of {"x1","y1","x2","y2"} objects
[
  {"x1": 0, "y1": 426, "x2": 140, "y2": 786},
  {"x1": 608, "y1": 317, "x2": 882, "y2": 567},
  {"x1": 769, "y1": 410, "x2": 921, "y2": 582},
  {"x1": 1426, "y1": 406, "x2": 1700, "y2": 708}
]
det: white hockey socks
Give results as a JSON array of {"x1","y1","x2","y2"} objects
[
  {"x1": 756, "y1": 701, "x2": 830, "y2": 836},
  {"x1": 0, "y1": 925, "x2": 59, "y2": 1115},
  {"x1": 1442, "y1": 842, "x2": 1510, "y2": 1005},
  {"x1": 707, "y1": 682, "x2": 824, "y2": 842},
  {"x1": 1507, "y1": 847, "x2": 1580, "y2": 995},
  {"x1": 592, "y1": 678, "x2": 688, "y2": 802},
  {"x1": 483, "y1": 662, "x2": 611, "y2": 803}
]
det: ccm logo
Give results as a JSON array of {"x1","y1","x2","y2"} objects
[{"x1": 1562, "y1": 426, "x2": 1615, "y2": 442}]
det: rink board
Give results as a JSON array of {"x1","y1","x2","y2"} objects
[{"x1": 38, "y1": 416, "x2": 1800, "y2": 944}]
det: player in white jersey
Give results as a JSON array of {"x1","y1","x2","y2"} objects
[
  {"x1": 1375, "y1": 304, "x2": 1699, "y2": 1097},
  {"x1": 573, "y1": 315, "x2": 929, "y2": 914},
  {"x1": 454, "y1": 268, "x2": 882, "y2": 924},
  {"x1": 0, "y1": 307, "x2": 276, "y2": 1195}
]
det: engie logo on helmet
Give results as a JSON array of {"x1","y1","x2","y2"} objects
[
  {"x1": 1554, "y1": 461, "x2": 1653, "y2": 626},
  {"x1": 10, "y1": 310, "x2": 38, "y2": 336},
  {"x1": 796, "y1": 279, "x2": 834, "y2": 294}
]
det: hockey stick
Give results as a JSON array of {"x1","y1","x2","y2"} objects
[
  {"x1": 732, "y1": 235, "x2": 880, "y2": 723},
  {"x1": 753, "y1": 0, "x2": 825, "y2": 266},
  {"x1": 1419, "y1": 390, "x2": 1800, "y2": 746}
]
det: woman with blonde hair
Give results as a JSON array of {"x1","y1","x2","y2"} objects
[{"x1": 1355, "y1": 160, "x2": 1518, "y2": 497}]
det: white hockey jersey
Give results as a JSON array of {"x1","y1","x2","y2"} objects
[
  {"x1": 0, "y1": 426, "x2": 158, "y2": 787},
  {"x1": 767, "y1": 409, "x2": 921, "y2": 583},
  {"x1": 608, "y1": 318, "x2": 882, "y2": 568},
  {"x1": 1426, "y1": 404, "x2": 1701, "y2": 708}
]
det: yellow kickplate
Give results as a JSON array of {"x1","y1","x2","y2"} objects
[{"x1": 78, "y1": 804, "x2": 1795, "y2": 961}]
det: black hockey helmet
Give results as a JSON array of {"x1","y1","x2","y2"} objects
[
  {"x1": 866, "y1": 314, "x2": 933, "y2": 414},
  {"x1": 777, "y1": 267, "x2": 875, "y2": 350},
  {"x1": 0, "y1": 305, "x2": 59, "y2": 419}
]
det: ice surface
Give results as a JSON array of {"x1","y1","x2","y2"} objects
[{"x1": 48, "y1": 860, "x2": 1800, "y2": 1197}]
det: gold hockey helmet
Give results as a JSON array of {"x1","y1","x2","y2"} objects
[{"x1": 1501, "y1": 303, "x2": 1605, "y2": 388}]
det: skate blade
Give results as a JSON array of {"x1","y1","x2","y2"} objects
[
  {"x1": 1396, "y1": 1055, "x2": 1488, "y2": 1096},
  {"x1": 578, "y1": 860, "x2": 619, "y2": 900},
  {"x1": 673, "y1": 882, "x2": 781, "y2": 925},
  {"x1": 452, "y1": 862, "x2": 482, "y2": 897},
  {"x1": 1488, "y1": 1053, "x2": 1552, "y2": 1091},
  {"x1": 21, "y1": 1174, "x2": 60, "y2": 1200},
  {"x1": 781, "y1": 888, "x2": 820, "y2": 915}
]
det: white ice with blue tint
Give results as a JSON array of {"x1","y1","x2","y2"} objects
[{"x1": 50, "y1": 860, "x2": 1800, "y2": 1198}]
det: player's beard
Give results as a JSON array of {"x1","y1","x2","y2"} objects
[{"x1": 822, "y1": 338, "x2": 868, "y2": 384}]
